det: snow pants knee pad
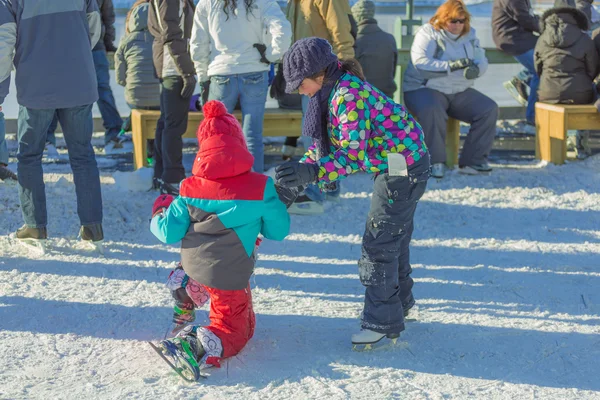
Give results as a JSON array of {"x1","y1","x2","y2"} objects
[{"x1": 166, "y1": 264, "x2": 210, "y2": 309}]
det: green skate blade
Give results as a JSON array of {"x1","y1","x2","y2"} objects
[{"x1": 147, "y1": 341, "x2": 206, "y2": 382}]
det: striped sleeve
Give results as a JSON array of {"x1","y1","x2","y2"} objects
[
  {"x1": 86, "y1": 0, "x2": 101, "y2": 48},
  {"x1": 0, "y1": 1, "x2": 16, "y2": 84}
]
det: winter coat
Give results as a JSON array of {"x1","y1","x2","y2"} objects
[
  {"x1": 151, "y1": 132, "x2": 290, "y2": 291},
  {"x1": 492, "y1": 0, "x2": 541, "y2": 56},
  {"x1": 148, "y1": 0, "x2": 196, "y2": 79},
  {"x1": 94, "y1": 0, "x2": 117, "y2": 52},
  {"x1": 285, "y1": 0, "x2": 355, "y2": 60},
  {"x1": 300, "y1": 73, "x2": 428, "y2": 187},
  {"x1": 190, "y1": 0, "x2": 291, "y2": 82},
  {"x1": 115, "y1": 3, "x2": 160, "y2": 108},
  {"x1": 354, "y1": 19, "x2": 398, "y2": 98},
  {"x1": 403, "y1": 24, "x2": 489, "y2": 95},
  {"x1": 535, "y1": 7, "x2": 599, "y2": 104},
  {"x1": 0, "y1": 0, "x2": 100, "y2": 109}
]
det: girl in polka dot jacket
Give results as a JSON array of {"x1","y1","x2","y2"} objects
[{"x1": 275, "y1": 37, "x2": 431, "y2": 347}]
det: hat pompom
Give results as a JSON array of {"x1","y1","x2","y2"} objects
[{"x1": 203, "y1": 100, "x2": 227, "y2": 119}]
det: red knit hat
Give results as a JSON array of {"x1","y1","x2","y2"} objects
[{"x1": 197, "y1": 100, "x2": 247, "y2": 149}]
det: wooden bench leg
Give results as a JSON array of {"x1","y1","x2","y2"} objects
[
  {"x1": 131, "y1": 111, "x2": 147, "y2": 170},
  {"x1": 445, "y1": 118, "x2": 460, "y2": 169},
  {"x1": 535, "y1": 105, "x2": 567, "y2": 165}
]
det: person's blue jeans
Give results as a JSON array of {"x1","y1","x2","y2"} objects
[
  {"x1": 513, "y1": 49, "x2": 538, "y2": 124},
  {"x1": 17, "y1": 104, "x2": 102, "y2": 228},
  {"x1": 0, "y1": 111, "x2": 8, "y2": 165},
  {"x1": 300, "y1": 95, "x2": 340, "y2": 202},
  {"x1": 93, "y1": 49, "x2": 123, "y2": 144},
  {"x1": 208, "y1": 71, "x2": 268, "y2": 173},
  {"x1": 46, "y1": 112, "x2": 58, "y2": 146}
]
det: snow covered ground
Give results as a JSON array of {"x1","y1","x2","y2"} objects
[{"x1": 1, "y1": 151, "x2": 599, "y2": 399}]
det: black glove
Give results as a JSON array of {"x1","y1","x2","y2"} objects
[
  {"x1": 463, "y1": 64, "x2": 480, "y2": 80},
  {"x1": 200, "y1": 80, "x2": 210, "y2": 107},
  {"x1": 275, "y1": 162, "x2": 319, "y2": 188},
  {"x1": 105, "y1": 43, "x2": 117, "y2": 53},
  {"x1": 449, "y1": 58, "x2": 473, "y2": 72},
  {"x1": 253, "y1": 43, "x2": 270, "y2": 65},
  {"x1": 275, "y1": 184, "x2": 301, "y2": 208},
  {"x1": 181, "y1": 74, "x2": 197, "y2": 99}
]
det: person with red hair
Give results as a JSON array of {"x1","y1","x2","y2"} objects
[
  {"x1": 149, "y1": 100, "x2": 290, "y2": 379},
  {"x1": 403, "y1": 0, "x2": 498, "y2": 179}
]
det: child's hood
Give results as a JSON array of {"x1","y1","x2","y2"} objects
[
  {"x1": 128, "y1": 3, "x2": 150, "y2": 33},
  {"x1": 541, "y1": 7, "x2": 589, "y2": 48},
  {"x1": 192, "y1": 135, "x2": 254, "y2": 180}
]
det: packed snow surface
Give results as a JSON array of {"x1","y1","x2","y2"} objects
[{"x1": 1, "y1": 156, "x2": 599, "y2": 399}]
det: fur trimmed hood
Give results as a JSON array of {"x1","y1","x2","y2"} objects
[{"x1": 542, "y1": 5, "x2": 589, "y2": 32}]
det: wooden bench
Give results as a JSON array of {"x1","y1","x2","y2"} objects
[
  {"x1": 535, "y1": 103, "x2": 600, "y2": 165},
  {"x1": 132, "y1": 108, "x2": 463, "y2": 170},
  {"x1": 131, "y1": 108, "x2": 303, "y2": 170}
]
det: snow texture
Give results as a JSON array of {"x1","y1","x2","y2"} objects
[{"x1": 1, "y1": 156, "x2": 599, "y2": 399}]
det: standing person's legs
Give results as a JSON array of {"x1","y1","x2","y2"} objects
[
  {"x1": 513, "y1": 49, "x2": 538, "y2": 124},
  {"x1": 154, "y1": 83, "x2": 167, "y2": 182},
  {"x1": 159, "y1": 76, "x2": 190, "y2": 185},
  {"x1": 404, "y1": 88, "x2": 450, "y2": 165},
  {"x1": 358, "y1": 157, "x2": 429, "y2": 335},
  {"x1": 239, "y1": 71, "x2": 268, "y2": 173},
  {"x1": 447, "y1": 88, "x2": 498, "y2": 167},
  {"x1": 92, "y1": 49, "x2": 123, "y2": 144},
  {"x1": 46, "y1": 112, "x2": 58, "y2": 146},
  {"x1": 208, "y1": 74, "x2": 239, "y2": 112},
  {"x1": 57, "y1": 105, "x2": 103, "y2": 226},
  {"x1": 0, "y1": 110, "x2": 8, "y2": 165},
  {"x1": 17, "y1": 107, "x2": 55, "y2": 227}
]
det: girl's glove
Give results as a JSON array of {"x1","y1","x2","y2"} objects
[
  {"x1": 152, "y1": 194, "x2": 174, "y2": 217},
  {"x1": 463, "y1": 65, "x2": 480, "y2": 80},
  {"x1": 275, "y1": 162, "x2": 319, "y2": 188},
  {"x1": 449, "y1": 58, "x2": 473, "y2": 72}
]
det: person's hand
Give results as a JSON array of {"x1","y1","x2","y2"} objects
[
  {"x1": 0, "y1": 106, "x2": 2, "y2": 112},
  {"x1": 274, "y1": 184, "x2": 300, "y2": 208},
  {"x1": 152, "y1": 194, "x2": 174, "y2": 217},
  {"x1": 253, "y1": 43, "x2": 270, "y2": 65},
  {"x1": 199, "y1": 80, "x2": 210, "y2": 106},
  {"x1": 463, "y1": 64, "x2": 480, "y2": 80},
  {"x1": 449, "y1": 58, "x2": 473, "y2": 72},
  {"x1": 105, "y1": 43, "x2": 117, "y2": 53},
  {"x1": 595, "y1": 98, "x2": 600, "y2": 113},
  {"x1": 181, "y1": 74, "x2": 197, "y2": 99},
  {"x1": 275, "y1": 162, "x2": 319, "y2": 188}
]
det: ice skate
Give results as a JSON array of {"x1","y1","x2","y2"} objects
[
  {"x1": 149, "y1": 334, "x2": 207, "y2": 382},
  {"x1": 15, "y1": 225, "x2": 48, "y2": 255},
  {"x1": 351, "y1": 329, "x2": 400, "y2": 351},
  {"x1": 79, "y1": 224, "x2": 104, "y2": 255},
  {"x1": 166, "y1": 304, "x2": 196, "y2": 338}
]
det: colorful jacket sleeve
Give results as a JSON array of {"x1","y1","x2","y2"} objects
[
  {"x1": 260, "y1": 178, "x2": 290, "y2": 241},
  {"x1": 150, "y1": 196, "x2": 191, "y2": 244},
  {"x1": 0, "y1": 2, "x2": 16, "y2": 86},
  {"x1": 301, "y1": 92, "x2": 372, "y2": 186}
]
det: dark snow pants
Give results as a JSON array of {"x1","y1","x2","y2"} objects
[{"x1": 359, "y1": 155, "x2": 430, "y2": 334}]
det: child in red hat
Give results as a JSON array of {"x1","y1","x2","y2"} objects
[{"x1": 149, "y1": 100, "x2": 290, "y2": 380}]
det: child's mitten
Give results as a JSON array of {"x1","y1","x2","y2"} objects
[{"x1": 152, "y1": 194, "x2": 174, "y2": 217}]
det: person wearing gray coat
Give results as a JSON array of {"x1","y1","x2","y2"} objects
[
  {"x1": 351, "y1": 0, "x2": 397, "y2": 98},
  {"x1": 116, "y1": 1, "x2": 160, "y2": 109}
]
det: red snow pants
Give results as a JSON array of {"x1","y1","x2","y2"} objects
[{"x1": 204, "y1": 283, "x2": 255, "y2": 359}]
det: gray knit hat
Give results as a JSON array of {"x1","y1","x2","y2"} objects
[
  {"x1": 283, "y1": 37, "x2": 338, "y2": 93},
  {"x1": 351, "y1": 0, "x2": 376, "y2": 24}
]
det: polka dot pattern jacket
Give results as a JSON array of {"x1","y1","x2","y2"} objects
[{"x1": 300, "y1": 73, "x2": 428, "y2": 187}]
